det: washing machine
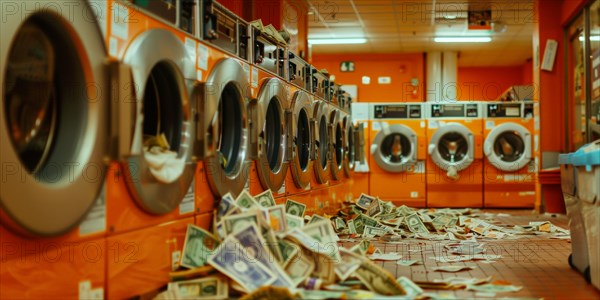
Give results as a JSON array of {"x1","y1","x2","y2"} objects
[
  {"x1": 426, "y1": 102, "x2": 484, "y2": 208},
  {"x1": 340, "y1": 93, "x2": 362, "y2": 203},
  {"x1": 328, "y1": 101, "x2": 345, "y2": 185},
  {"x1": 369, "y1": 103, "x2": 427, "y2": 207},
  {"x1": 102, "y1": 1, "x2": 201, "y2": 298},
  {"x1": 1, "y1": 1, "x2": 109, "y2": 298},
  {"x1": 350, "y1": 102, "x2": 371, "y2": 198},
  {"x1": 247, "y1": 22, "x2": 290, "y2": 199},
  {"x1": 483, "y1": 102, "x2": 537, "y2": 208}
]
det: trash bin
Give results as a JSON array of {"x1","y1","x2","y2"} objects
[
  {"x1": 572, "y1": 140, "x2": 600, "y2": 290},
  {"x1": 559, "y1": 152, "x2": 590, "y2": 281}
]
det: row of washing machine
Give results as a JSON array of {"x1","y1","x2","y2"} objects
[
  {"x1": 0, "y1": 1, "x2": 361, "y2": 298},
  {"x1": 352, "y1": 101, "x2": 540, "y2": 209}
]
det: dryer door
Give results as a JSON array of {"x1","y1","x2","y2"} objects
[
  {"x1": 342, "y1": 115, "x2": 356, "y2": 178},
  {"x1": 253, "y1": 78, "x2": 289, "y2": 191},
  {"x1": 289, "y1": 91, "x2": 313, "y2": 189},
  {"x1": 312, "y1": 101, "x2": 329, "y2": 184},
  {"x1": 330, "y1": 109, "x2": 344, "y2": 180},
  {"x1": 371, "y1": 124, "x2": 418, "y2": 172},
  {"x1": 121, "y1": 29, "x2": 197, "y2": 215},
  {"x1": 203, "y1": 58, "x2": 251, "y2": 198},
  {"x1": 428, "y1": 122, "x2": 475, "y2": 171},
  {"x1": 1, "y1": 1, "x2": 110, "y2": 236},
  {"x1": 484, "y1": 123, "x2": 532, "y2": 171}
]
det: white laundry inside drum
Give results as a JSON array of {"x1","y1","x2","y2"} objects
[{"x1": 144, "y1": 146, "x2": 185, "y2": 184}]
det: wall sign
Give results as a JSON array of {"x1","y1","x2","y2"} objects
[{"x1": 340, "y1": 61, "x2": 355, "y2": 72}]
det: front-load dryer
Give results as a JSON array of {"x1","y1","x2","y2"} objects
[
  {"x1": 103, "y1": 1, "x2": 199, "y2": 297},
  {"x1": 1, "y1": 1, "x2": 110, "y2": 297},
  {"x1": 369, "y1": 103, "x2": 427, "y2": 207},
  {"x1": 483, "y1": 102, "x2": 537, "y2": 207},
  {"x1": 426, "y1": 102, "x2": 484, "y2": 208}
]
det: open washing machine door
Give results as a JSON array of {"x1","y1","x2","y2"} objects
[
  {"x1": 342, "y1": 114, "x2": 356, "y2": 178},
  {"x1": 289, "y1": 91, "x2": 313, "y2": 189},
  {"x1": 202, "y1": 58, "x2": 251, "y2": 198},
  {"x1": 371, "y1": 124, "x2": 418, "y2": 172},
  {"x1": 329, "y1": 108, "x2": 344, "y2": 180},
  {"x1": 312, "y1": 101, "x2": 329, "y2": 184},
  {"x1": 428, "y1": 122, "x2": 475, "y2": 171},
  {"x1": 0, "y1": 1, "x2": 110, "y2": 236},
  {"x1": 118, "y1": 29, "x2": 197, "y2": 215},
  {"x1": 250, "y1": 78, "x2": 289, "y2": 192},
  {"x1": 484, "y1": 123, "x2": 532, "y2": 171}
]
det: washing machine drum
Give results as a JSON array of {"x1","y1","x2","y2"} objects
[
  {"x1": 371, "y1": 124, "x2": 417, "y2": 172},
  {"x1": 1, "y1": 2, "x2": 109, "y2": 236},
  {"x1": 428, "y1": 122, "x2": 475, "y2": 171},
  {"x1": 484, "y1": 123, "x2": 532, "y2": 171}
]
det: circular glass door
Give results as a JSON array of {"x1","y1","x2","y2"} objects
[
  {"x1": 297, "y1": 108, "x2": 310, "y2": 171},
  {"x1": 484, "y1": 123, "x2": 532, "y2": 171},
  {"x1": 381, "y1": 133, "x2": 412, "y2": 163},
  {"x1": 493, "y1": 131, "x2": 525, "y2": 163},
  {"x1": 218, "y1": 82, "x2": 244, "y2": 175},
  {"x1": 437, "y1": 132, "x2": 469, "y2": 163},
  {"x1": 428, "y1": 122, "x2": 474, "y2": 171}
]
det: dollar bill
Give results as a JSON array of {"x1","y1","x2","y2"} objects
[
  {"x1": 255, "y1": 189, "x2": 276, "y2": 207},
  {"x1": 171, "y1": 276, "x2": 228, "y2": 299},
  {"x1": 334, "y1": 218, "x2": 346, "y2": 231},
  {"x1": 307, "y1": 214, "x2": 328, "y2": 225},
  {"x1": 180, "y1": 224, "x2": 220, "y2": 269},
  {"x1": 217, "y1": 193, "x2": 237, "y2": 220},
  {"x1": 262, "y1": 228, "x2": 284, "y2": 263},
  {"x1": 285, "y1": 199, "x2": 307, "y2": 217},
  {"x1": 310, "y1": 251, "x2": 337, "y2": 284},
  {"x1": 285, "y1": 248, "x2": 315, "y2": 286},
  {"x1": 366, "y1": 198, "x2": 382, "y2": 217},
  {"x1": 467, "y1": 283, "x2": 523, "y2": 293},
  {"x1": 368, "y1": 252, "x2": 402, "y2": 261},
  {"x1": 396, "y1": 276, "x2": 423, "y2": 297},
  {"x1": 347, "y1": 219, "x2": 357, "y2": 234},
  {"x1": 362, "y1": 214, "x2": 379, "y2": 227},
  {"x1": 350, "y1": 239, "x2": 370, "y2": 256},
  {"x1": 355, "y1": 259, "x2": 406, "y2": 295},
  {"x1": 397, "y1": 205, "x2": 414, "y2": 216},
  {"x1": 352, "y1": 215, "x2": 365, "y2": 234},
  {"x1": 334, "y1": 248, "x2": 362, "y2": 281},
  {"x1": 235, "y1": 190, "x2": 259, "y2": 209},
  {"x1": 405, "y1": 213, "x2": 429, "y2": 234},
  {"x1": 356, "y1": 193, "x2": 375, "y2": 209},
  {"x1": 286, "y1": 213, "x2": 305, "y2": 229},
  {"x1": 232, "y1": 224, "x2": 295, "y2": 289},
  {"x1": 278, "y1": 239, "x2": 300, "y2": 267},
  {"x1": 362, "y1": 225, "x2": 387, "y2": 238},
  {"x1": 207, "y1": 235, "x2": 276, "y2": 293},
  {"x1": 266, "y1": 205, "x2": 288, "y2": 233},
  {"x1": 301, "y1": 220, "x2": 341, "y2": 261},
  {"x1": 222, "y1": 211, "x2": 260, "y2": 235},
  {"x1": 431, "y1": 265, "x2": 476, "y2": 272}
]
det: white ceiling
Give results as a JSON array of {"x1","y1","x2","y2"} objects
[{"x1": 307, "y1": 0, "x2": 534, "y2": 66}]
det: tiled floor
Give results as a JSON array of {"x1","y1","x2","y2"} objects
[{"x1": 344, "y1": 209, "x2": 599, "y2": 299}]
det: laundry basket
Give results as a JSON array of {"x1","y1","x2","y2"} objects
[
  {"x1": 572, "y1": 140, "x2": 600, "y2": 290},
  {"x1": 559, "y1": 152, "x2": 590, "y2": 282}
]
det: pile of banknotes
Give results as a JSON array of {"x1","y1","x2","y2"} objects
[{"x1": 154, "y1": 192, "x2": 569, "y2": 299}]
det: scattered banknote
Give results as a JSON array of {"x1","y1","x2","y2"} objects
[
  {"x1": 368, "y1": 252, "x2": 403, "y2": 261},
  {"x1": 335, "y1": 248, "x2": 362, "y2": 281},
  {"x1": 217, "y1": 193, "x2": 236, "y2": 219},
  {"x1": 286, "y1": 213, "x2": 305, "y2": 229},
  {"x1": 266, "y1": 205, "x2": 288, "y2": 233},
  {"x1": 301, "y1": 220, "x2": 341, "y2": 261},
  {"x1": 396, "y1": 260, "x2": 421, "y2": 266},
  {"x1": 356, "y1": 193, "x2": 376, "y2": 209},
  {"x1": 255, "y1": 189, "x2": 276, "y2": 207},
  {"x1": 207, "y1": 235, "x2": 276, "y2": 293},
  {"x1": 236, "y1": 190, "x2": 259, "y2": 209},
  {"x1": 355, "y1": 259, "x2": 406, "y2": 295},
  {"x1": 180, "y1": 224, "x2": 220, "y2": 269},
  {"x1": 171, "y1": 276, "x2": 228, "y2": 299},
  {"x1": 432, "y1": 265, "x2": 476, "y2": 272},
  {"x1": 222, "y1": 211, "x2": 261, "y2": 235},
  {"x1": 467, "y1": 283, "x2": 523, "y2": 293},
  {"x1": 406, "y1": 213, "x2": 429, "y2": 234},
  {"x1": 396, "y1": 276, "x2": 423, "y2": 297},
  {"x1": 307, "y1": 214, "x2": 329, "y2": 225},
  {"x1": 284, "y1": 249, "x2": 315, "y2": 285},
  {"x1": 285, "y1": 199, "x2": 307, "y2": 217}
]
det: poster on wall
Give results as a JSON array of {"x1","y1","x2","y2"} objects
[{"x1": 592, "y1": 48, "x2": 600, "y2": 101}]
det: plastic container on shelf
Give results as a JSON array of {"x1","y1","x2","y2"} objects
[
  {"x1": 572, "y1": 139, "x2": 600, "y2": 290},
  {"x1": 559, "y1": 152, "x2": 591, "y2": 281}
]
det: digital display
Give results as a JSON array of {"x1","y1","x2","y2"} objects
[{"x1": 374, "y1": 105, "x2": 408, "y2": 119}]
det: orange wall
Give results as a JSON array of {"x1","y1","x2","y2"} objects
[
  {"x1": 456, "y1": 66, "x2": 528, "y2": 100},
  {"x1": 312, "y1": 53, "x2": 425, "y2": 102}
]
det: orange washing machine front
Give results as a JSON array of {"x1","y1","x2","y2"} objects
[
  {"x1": 100, "y1": 0, "x2": 204, "y2": 297},
  {"x1": 482, "y1": 102, "x2": 538, "y2": 208},
  {"x1": 285, "y1": 53, "x2": 314, "y2": 200},
  {"x1": 368, "y1": 103, "x2": 428, "y2": 207},
  {"x1": 247, "y1": 23, "x2": 290, "y2": 200},
  {"x1": 1, "y1": 0, "x2": 110, "y2": 298},
  {"x1": 350, "y1": 103, "x2": 371, "y2": 198},
  {"x1": 425, "y1": 102, "x2": 484, "y2": 208}
]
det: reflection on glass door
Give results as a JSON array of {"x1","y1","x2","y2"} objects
[
  {"x1": 590, "y1": 0, "x2": 600, "y2": 140},
  {"x1": 568, "y1": 14, "x2": 587, "y2": 151}
]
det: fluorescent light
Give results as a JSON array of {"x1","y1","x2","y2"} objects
[
  {"x1": 434, "y1": 37, "x2": 492, "y2": 43},
  {"x1": 579, "y1": 36, "x2": 600, "y2": 41},
  {"x1": 308, "y1": 38, "x2": 367, "y2": 45}
]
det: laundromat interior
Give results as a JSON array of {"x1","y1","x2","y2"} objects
[{"x1": 1, "y1": 0, "x2": 600, "y2": 299}]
